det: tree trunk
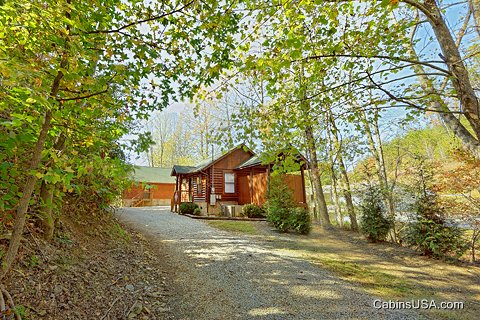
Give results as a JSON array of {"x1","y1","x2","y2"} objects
[
  {"x1": 472, "y1": 229, "x2": 479, "y2": 262},
  {"x1": 37, "y1": 133, "x2": 66, "y2": 240},
  {"x1": 328, "y1": 114, "x2": 358, "y2": 230},
  {"x1": 0, "y1": 53, "x2": 66, "y2": 279},
  {"x1": 160, "y1": 147, "x2": 164, "y2": 167},
  {"x1": 39, "y1": 181, "x2": 55, "y2": 240},
  {"x1": 1, "y1": 110, "x2": 53, "y2": 279},
  {"x1": 405, "y1": 25, "x2": 480, "y2": 159},
  {"x1": 339, "y1": 174, "x2": 356, "y2": 229},
  {"x1": 472, "y1": 0, "x2": 480, "y2": 37},
  {"x1": 358, "y1": 110, "x2": 395, "y2": 214},
  {"x1": 305, "y1": 125, "x2": 331, "y2": 227},
  {"x1": 331, "y1": 173, "x2": 342, "y2": 227},
  {"x1": 306, "y1": 170, "x2": 318, "y2": 220},
  {"x1": 358, "y1": 109, "x2": 396, "y2": 240},
  {"x1": 420, "y1": 0, "x2": 480, "y2": 137},
  {"x1": 297, "y1": 62, "x2": 330, "y2": 227},
  {"x1": 149, "y1": 147, "x2": 154, "y2": 166},
  {"x1": 326, "y1": 126, "x2": 341, "y2": 226},
  {"x1": 371, "y1": 111, "x2": 396, "y2": 218}
]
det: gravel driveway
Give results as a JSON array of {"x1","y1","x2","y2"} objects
[{"x1": 117, "y1": 207, "x2": 418, "y2": 320}]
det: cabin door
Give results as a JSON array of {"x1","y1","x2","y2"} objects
[{"x1": 238, "y1": 174, "x2": 250, "y2": 205}]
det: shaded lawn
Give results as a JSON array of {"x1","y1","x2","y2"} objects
[
  {"x1": 206, "y1": 220, "x2": 480, "y2": 320},
  {"x1": 205, "y1": 220, "x2": 260, "y2": 235}
]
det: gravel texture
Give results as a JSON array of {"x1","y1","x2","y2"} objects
[{"x1": 117, "y1": 207, "x2": 419, "y2": 320}]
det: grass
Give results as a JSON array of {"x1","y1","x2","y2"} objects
[
  {"x1": 269, "y1": 228, "x2": 478, "y2": 320},
  {"x1": 110, "y1": 222, "x2": 131, "y2": 242},
  {"x1": 206, "y1": 220, "x2": 260, "y2": 235},
  {"x1": 13, "y1": 305, "x2": 29, "y2": 319},
  {"x1": 207, "y1": 219, "x2": 478, "y2": 319},
  {"x1": 272, "y1": 238, "x2": 425, "y2": 298},
  {"x1": 309, "y1": 257, "x2": 425, "y2": 298}
]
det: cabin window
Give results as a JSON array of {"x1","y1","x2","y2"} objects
[
  {"x1": 224, "y1": 173, "x2": 235, "y2": 193},
  {"x1": 195, "y1": 176, "x2": 203, "y2": 195}
]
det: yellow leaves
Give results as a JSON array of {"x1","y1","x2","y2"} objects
[
  {"x1": 34, "y1": 78, "x2": 43, "y2": 87},
  {"x1": 0, "y1": 66, "x2": 11, "y2": 77},
  {"x1": 85, "y1": 138, "x2": 94, "y2": 147},
  {"x1": 62, "y1": 185, "x2": 74, "y2": 193}
]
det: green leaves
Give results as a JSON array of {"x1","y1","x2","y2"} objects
[{"x1": 0, "y1": 0, "x2": 249, "y2": 227}]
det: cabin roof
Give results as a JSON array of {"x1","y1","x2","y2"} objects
[
  {"x1": 235, "y1": 152, "x2": 308, "y2": 170},
  {"x1": 131, "y1": 166, "x2": 176, "y2": 184},
  {"x1": 171, "y1": 143, "x2": 255, "y2": 176},
  {"x1": 171, "y1": 165, "x2": 196, "y2": 175},
  {"x1": 235, "y1": 155, "x2": 262, "y2": 169}
]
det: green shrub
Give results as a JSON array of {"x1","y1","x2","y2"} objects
[
  {"x1": 242, "y1": 204, "x2": 266, "y2": 218},
  {"x1": 359, "y1": 187, "x2": 393, "y2": 242},
  {"x1": 179, "y1": 202, "x2": 199, "y2": 215},
  {"x1": 267, "y1": 175, "x2": 296, "y2": 209},
  {"x1": 266, "y1": 174, "x2": 295, "y2": 232},
  {"x1": 290, "y1": 207, "x2": 311, "y2": 234},
  {"x1": 265, "y1": 175, "x2": 311, "y2": 234},
  {"x1": 267, "y1": 206, "x2": 291, "y2": 232},
  {"x1": 402, "y1": 193, "x2": 468, "y2": 258},
  {"x1": 193, "y1": 207, "x2": 202, "y2": 216}
]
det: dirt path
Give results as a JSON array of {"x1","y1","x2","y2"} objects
[{"x1": 117, "y1": 207, "x2": 418, "y2": 320}]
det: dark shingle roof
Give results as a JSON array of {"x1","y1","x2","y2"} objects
[{"x1": 171, "y1": 165, "x2": 196, "y2": 175}]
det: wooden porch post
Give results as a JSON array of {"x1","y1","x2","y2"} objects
[
  {"x1": 206, "y1": 170, "x2": 210, "y2": 214},
  {"x1": 188, "y1": 177, "x2": 192, "y2": 202},
  {"x1": 174, "y1": 175, "x2": 179, "y2": 212},
  {"x1": 178, "y1": 175, "x2": 182, "y2": 211}
]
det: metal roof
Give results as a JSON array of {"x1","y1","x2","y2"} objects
[
  {"x1": 131, "y1": 166, "x2": 176, "y2": 183},
  {"x1": 171, "y1": 165, "x2": 196, "y2": 175},
  {"x1": 235, "y1": 155, "x2": 263, "y2": 169},
  {"x1": 235, "y1": 151, "x2": 308, "y2": 170}
]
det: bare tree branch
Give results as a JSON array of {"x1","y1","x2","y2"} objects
[
  {"x1": 303, "y1": 54, "x2": 451, "y2": 75},
  {"x1": 84, "y1": 0, "x2": 195, "y2": 35}
]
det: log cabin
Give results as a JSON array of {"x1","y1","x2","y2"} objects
[
  {"x1": 123, "y1": 166, "x2": 176, "y2": 207},
  {"x1": 170, "y1": 144, "x2": 307, "y2": 215}
]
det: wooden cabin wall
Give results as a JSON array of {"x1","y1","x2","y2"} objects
[
  {"x1": 252, "y1": 169, "x2": 268, "y2": 205},
  {"x1": 215, "y1": 148, "x2": 253, "y2": 170},
  {"x1": 236, "y1": 166, "x2": 268, "y2": 205},
  {"x1": 123, "y1": 183, "x2": 145, "y2": 199},
  {"x1": 237, "y1": 171, "x2": 251, "y2": 205},
  {"x1": 236, "y1": 167, "x2": 305, "y2": 207},
  {"x1": 283, "y1": 174, "x2": 306, "y2": 204},
  {"x1": 206, "y1": 148, "x2": 253, "y2": 203},
  {"x1": 192, "y1": 174, "x2": 207, "y2": 202},
  {"x1": 150, "y1": 183, "x2": 176, "y2": 200}
]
